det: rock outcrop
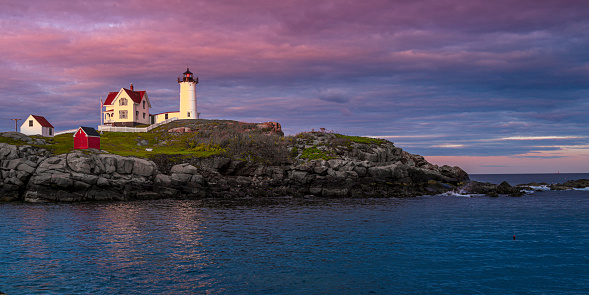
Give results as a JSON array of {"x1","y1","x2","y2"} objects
[
  {"x1": 550, "y1": 179, "x2": 589, "y2": 190},
  {"x1": 1, "y1": 131, "x2": 470, "y2": 202},
  {"x1": 460, "y1": 180, "x2": 525, "y2": 197}
]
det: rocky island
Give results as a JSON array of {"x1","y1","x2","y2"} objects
[
  {"x1": 0, "y1": 119, "x2": 477, "y2": 202},
  {"x1": 6, "y1": 119, "x2": 580, "y2": 202}
]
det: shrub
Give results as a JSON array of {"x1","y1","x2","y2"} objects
[{"x1": 223, "y1": 133, "x2": 291, "y2": 165}]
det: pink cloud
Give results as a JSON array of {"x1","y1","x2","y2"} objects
[{"x1": 1, "y1": 0, "x2": 588, "y2": 173}]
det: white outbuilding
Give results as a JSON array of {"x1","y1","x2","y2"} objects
[{"x1": 20, "y1": 115, "x2": 54, "y2": 137}]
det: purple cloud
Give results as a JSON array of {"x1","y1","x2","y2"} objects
[{"x1": 1, "y1": 0, "x2": 589, "y2": 173}]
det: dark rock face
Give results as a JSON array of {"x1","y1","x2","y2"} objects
[
  {"x1": 24, "y1": 151, "x2": 158, "y2": 202},
  {"x1": 460, "y1": 180, "x2": 526, "y2": 197},
  {"x1": 1, "y1": 132, "x2": 471, "y2": 202},
  {"x1": 550, "y1": 179, "x2": 589, "y2": 190}
]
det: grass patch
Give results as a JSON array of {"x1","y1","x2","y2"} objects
[
  {"x1": 2, "y1": 120, "x2": 290, "y2": 163},
  {"x1": 300, "y1": 147, "x2": 335, "y2": 161},
  {"x1": 99, "y1": 132, "x2": 223, "y2": 158},
  {"x1": 46, "y1": 134, "x2": 75, "y2": 154},
  {"x1": 0, "y1": 133, "x2": 75, "y2": 154},
  {"x1": 334, "y1": 134, "x2": 386, "y2": 145},
  {"x1": 0, "y1": 135, "x2": 29, "y2": 146}
]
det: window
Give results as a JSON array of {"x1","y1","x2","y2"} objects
[
  {"x1": 49, "y1": 128, "x2": 52, "y2": 136},
  {"x1": 136, "y1": 111, "x2": 139, "y2": 118},
  {"x1": 165, "y1": 114, "x2": 168, "y2": 120},
  {"x1": 119, "y1": 110, "x2": 127, "y2": 119},
  {"x1": 119, "y1": 98, "x2": 127, "y2": 106},
  {"x1": 143, "y1": 113, "x2": 145, "y2": 119},
  {"x1": 29, "y1": 120, "x2": 33, "y2": 127},
  {"x1": 143, "y1": 101, "x2": 145, "y2": 109},
  {"x1": 187, "y1": 112, "x2": 190, "y2": 118}
]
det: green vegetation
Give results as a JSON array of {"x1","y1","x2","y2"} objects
[
  {"x1": 17, "y1": 119, "x2": 290, "y2": 164},
  {"x1": 1, "y1": 120, "x2": 384, "y2": 165},
  {"x1": 0, "y1": 135, "x2": 29, "y2": 146},
  {"x1": 334, "y1": 134, "x2": 386, "y2": 145},
  {"x1": 99, "y1": 132, "x2": 218, "y2": 158},
  {"x1": 46, "y1": 134, "x2": 74, "y2": 154},
  {"x1": 300, "y1": 147, "x2": 335, "y2": 161}
]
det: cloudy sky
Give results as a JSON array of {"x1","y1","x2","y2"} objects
[{"x1": 1, "y1": 0, "x2": 588, "y2": 173}]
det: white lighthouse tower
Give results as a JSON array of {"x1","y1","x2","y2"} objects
[{"x1": 178, "y1": 68, "x2": 199, "y2": 119}]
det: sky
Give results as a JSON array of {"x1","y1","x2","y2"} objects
[{"x1": 1, "y1": 0, "x2": 588, "y2": 174}]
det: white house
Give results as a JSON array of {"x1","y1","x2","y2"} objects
[
  {"x1": 151, "y1": 68, "x2": 199, "y2": 124},
  {"x1": 102, "y1": 83, "x2": 152, "y2": 127},
  {"x1": 20, "y1": 115, "x2": 54, "y2": 137}
]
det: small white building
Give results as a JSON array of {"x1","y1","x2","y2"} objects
[
  {"x1": 20, "y1": 115, "x2": 54, "y2": 137},
  {"x1": 102, "y1": 84, "x2": 152, "y2": 127},
  {"x1": 151, "y1": 111, "x2": 180, "y2": 124}
]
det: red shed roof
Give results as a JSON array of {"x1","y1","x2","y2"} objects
[
  {"x1": 103, "y1": 88, "x2": 146, "y2": 105},
  {"x1": 31, "y1": 115, "x2": 54, "y2": 128},
  {"x1": 76, "y1": 126, "x2": 100, "y2": 137}
]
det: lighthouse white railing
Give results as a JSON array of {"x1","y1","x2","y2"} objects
[
  {"x1": 54, "y1": 129, "x2": 79, "y2": 136},
  {"x1": 97, "y1": 117, "x2": 179, "y2": 133}
]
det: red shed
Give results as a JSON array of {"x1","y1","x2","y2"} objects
[{"x1": 74, "y1": 127, "x2": 101, "y2": 150}]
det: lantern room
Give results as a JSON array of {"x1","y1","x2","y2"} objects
[{"x1": 179, "y1": 68, "x2": 198, "y2": 83}]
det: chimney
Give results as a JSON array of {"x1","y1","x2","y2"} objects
[{"x1": 130, "y1": 83, "x2": 134, "y2": 91}]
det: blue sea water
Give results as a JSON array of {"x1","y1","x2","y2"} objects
[
  {"x1": 1, "y1": 174, "x2": 589, "y2": 294},
  {"x1": 470, "y1": 173, "x2": 589, "y2": 186}
]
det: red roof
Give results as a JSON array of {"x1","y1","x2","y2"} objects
[
  {"x1": 103, "y1": 88, "x2": 147, "y2": 105},
  {"x1": 103, "y1": 92, "x2": 118, "y2": 105},
  {"x1": 31, "y1": 115, "x2": 54, "y2": 128}
]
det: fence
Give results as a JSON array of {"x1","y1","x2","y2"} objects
[
  {"x1": 54, "y1": 129, "x2": 79, "y2": 136},
  {"x1": 53, "y1": 117, "x2": 179, "y2": 135},
  {"x1": 97, "y1": 117, "x2": 179, "y2": 133}
]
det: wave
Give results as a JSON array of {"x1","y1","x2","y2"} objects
[
  {"x1": 527, "y1": 185, "x2": 551, "y2": 191},
  {"x1": 439, "y1": 190, "x2": 472, "y2": 198},
  {"x1": 521, "y1": 185, "x2": 551, "y2": 193}
]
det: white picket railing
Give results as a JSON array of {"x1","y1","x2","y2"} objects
[
  {"x1": 54, "y1": 129, "x2": 79, "y2": 136},
  {"x1": 97, "y1": 117, "x2": 179, "y2": 133},
  {"x1": 146, "y1": 117, "x2": 179, "y2": 131},
  {"x1": 53, "y1": 117, "x2": 180, "y2": 135}
]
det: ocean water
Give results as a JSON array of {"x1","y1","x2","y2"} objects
[
  {"x1": 470, "y1": 173, "x2": 589, "y2": 186},
  {"x1": 1, "y1": 174, "x2": 589, "y2": 294}
]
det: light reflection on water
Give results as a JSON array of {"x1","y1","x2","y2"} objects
[{"x1": 1, "y1": 193, "x2": 588, "y2": 294}]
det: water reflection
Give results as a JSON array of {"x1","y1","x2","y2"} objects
[
  {"x1": 1, "y1": 200, "x2": 222, "y2": 294},
  {"x1": 88, "y1": 200, "x2": 216, "y2": 292},
  {"x1": 3, "y1": 194, "x2": 587, "y2": 294}
]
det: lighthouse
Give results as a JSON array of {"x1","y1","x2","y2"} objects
[{"x1": 178, "y1": 68, "x2": 199, "y2": 119}]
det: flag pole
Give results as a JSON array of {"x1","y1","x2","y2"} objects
[{"x1": 100, "y1": 97, "x2": 103, "y2": 126}]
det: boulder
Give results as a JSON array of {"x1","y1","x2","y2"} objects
[
  {"x1": 116, "y1": 157, "x2": 134, "y2": 174},
  {"x1": 291, "y1": 170, "x2": 308, "y2": 183},
  {"x1": 67, "y1": 153, "x2": 95, "y2": 174},
  {"x1": 132, "y1": 158, "x2": 156, "y2": 177}
]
